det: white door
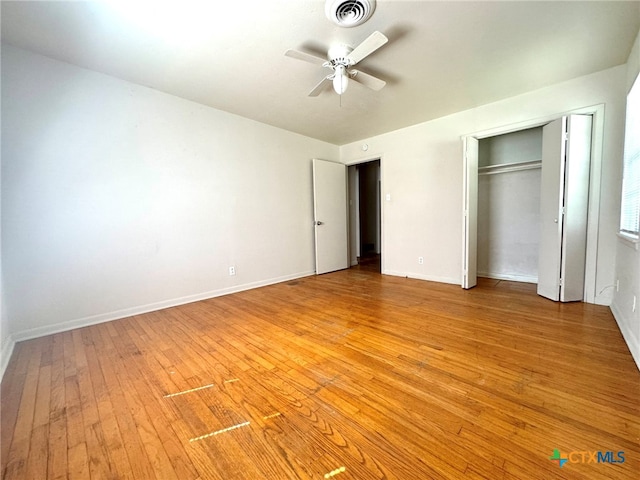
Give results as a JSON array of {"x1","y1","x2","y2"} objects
[
  {"x1": 313, "y1": 159, "x2": 348, "y2": 274},
  {"x1": 462, "y1": 137, "x2": 479, "y2": 289},
  {"x1": 560, "y1": 115, "x2": 592, "y2": 301},
  {"x1": 538, "y1": 118, "x2": 566, "y2": 301},
  {"x1": 537, "y1": 115, "x2": 592, "y2": 301}
]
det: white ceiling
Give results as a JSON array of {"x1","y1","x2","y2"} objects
[{"x1": 2, "y1": 1, "x2": 639, "y2": 145}]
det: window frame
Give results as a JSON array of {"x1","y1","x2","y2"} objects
[{"x1": 619, "y1": 72, "x2": 640, "y2": 240}]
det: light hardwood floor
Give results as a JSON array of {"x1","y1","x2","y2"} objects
[{"x1": 1, "y1": 270, "x2": 639, "y2": 479}]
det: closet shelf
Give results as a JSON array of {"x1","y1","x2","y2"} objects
[{"x1": 478, "y1": 159, "x2": 542, "y2": 176}]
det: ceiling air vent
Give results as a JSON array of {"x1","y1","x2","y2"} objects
[{"x1": 326, "y1": 0, "x2": 376, "y2": 28}]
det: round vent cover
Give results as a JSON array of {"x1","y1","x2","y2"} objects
[{"x1": 325, "y1": 0, "x2": 376, "y2": 28}]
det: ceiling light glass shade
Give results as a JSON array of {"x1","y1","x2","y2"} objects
[{"x1": 333, "y1": 65, "x2": 349, "y2": 94}]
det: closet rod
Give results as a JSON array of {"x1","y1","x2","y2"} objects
[{"x1": 478, "y1": 159, "x2": 542, "y2": 176}]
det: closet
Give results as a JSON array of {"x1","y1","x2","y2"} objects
[
  {"x1": 464, "y1": 114, "x2": 593, "y2": 302},
  {"x1": 477, "y1": 127, "x2": 543, "y2": 283}
]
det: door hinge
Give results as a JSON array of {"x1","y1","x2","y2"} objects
[{"x1": 559, "y1": 278, "x2": 564, "y2": 287}]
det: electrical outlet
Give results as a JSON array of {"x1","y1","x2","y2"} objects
[
  {"x1": 229, "y1": 266, "x2": 236, "y2": 276},
  {"x1": 418, "y1": 256, "x2": 424, "y2": 265},
  {"x1": 616, "y1": 279, "x2": 620, "y2": 292}
]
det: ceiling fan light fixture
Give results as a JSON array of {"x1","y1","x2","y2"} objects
[
  {"x1": 285, "y1": 30, "x2": 388, "y2": 97},
  {"x1": 325, "y1": 0, "x2": 376, "y2": 28},
  {"x1": 332, "y1": 65, "x2": 349, "y2": 94}
]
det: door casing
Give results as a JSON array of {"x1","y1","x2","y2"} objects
[{"x1": 461, "y1": 105, "x2": 604, "y2": 304}]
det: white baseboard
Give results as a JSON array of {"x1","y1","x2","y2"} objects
[
  {"x1": 383, "y1": 270, "x2": 460, "y2": 285},
  {"x1": 10, "y1": 270, "x2": 315, "y2": 345},
  {"x1": 610, "y1": 302, "x2": 640, "y2": 372},
  {"x1": 477, "y1": 271, "x2": 538, "y2": 284},
  {"x1": 0, "y1": 335, "x2": 16, "y2": 383}
]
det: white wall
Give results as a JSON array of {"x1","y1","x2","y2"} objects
[
  {"x1": 478, "y1": 168, "x2": 541, "y2": 282},
  {"x1": 340, "y1": 65, "x2": 626, "y2": 303},
  {"x1": 477, "y1": 128, "x2": 542, "y2": 282},
  {"x1": 611, "y1": 30, "x2": 640, "y2": 371},
  {"x1": 0, "y1": 45, "x2": 338, "y2": 361},
  {"x1": 478, "y1": 127, "x2": 542, "y2": 167}
]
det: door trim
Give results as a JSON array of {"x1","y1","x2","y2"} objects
[
  {"x1": 462, "y1": 137, "x2": 478, "y2": 289},
  {"x1": 461, "y1": 104, "x2": 605, "y2": 304}
]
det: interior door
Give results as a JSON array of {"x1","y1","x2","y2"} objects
[
  {"x1": 463, "y1": 137, "x2": 479, "y2": 289},
  {"x1": 559, "y1": 115, "x2": 592, "y2": 301},
  {"x1": 313, "y1": 159, "x2": 348, "y2": 274},
  {"x1": 537, "y1": 115, "x2": 592, "y2": 301},
  {"x1": 538, "y1": 117, "x2": 566, "y2": 301}
]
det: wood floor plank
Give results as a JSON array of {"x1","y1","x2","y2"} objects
[
  {"x1": 3, "y1": 340, "x2": 44, "y2": 479},
  {"x1": 47, "y1": 334, "x2": 68, "y2": 480},
  {"x1": 1, "y1": 270, "x2": 639, "y2": 479},
  {"x1": 1, "y1": 343, "x2": 29, "y2": 472},
  {"x1": 94, "y1": 322, "x2": 158, "y2": 480},
  {"x1": 24, "y1": 361, "x2": 51, "y2": 480},
  {"x1": 67, "y1": 442, "x2": 89, "y2": 480}
]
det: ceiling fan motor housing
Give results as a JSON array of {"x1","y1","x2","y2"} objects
[
  {"x1": 327, "y1": 44, "x2": 354, "y2": 67},
  {"x1": 325, "y1": 0, "x2": 376, "y2": 27}
]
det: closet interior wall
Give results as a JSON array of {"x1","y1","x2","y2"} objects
[{"x1": 477, "y1": 127, "x2": 543, "y2": 283}]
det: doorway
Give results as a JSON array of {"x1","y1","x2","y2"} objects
[{"x1": 348, "y1": 159, "x2": 381, "y2": 273}]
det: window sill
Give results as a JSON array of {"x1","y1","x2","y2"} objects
[{"x1": 617, "y1": 232, "x2": 640, "y2": 250}]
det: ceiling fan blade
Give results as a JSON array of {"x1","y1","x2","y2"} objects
[
  {"x1": 309, "y1": 76, "x2": 332, "y2": 97},
  {"x1": 350, "y1": 69, "x2": 386, "y2": 91},
  {"x1": 285, "y1": 49, "x2": 327, "y2": 66},
  {"x1": 347, "y1": 31, "x2": 388, "y2": 65}
]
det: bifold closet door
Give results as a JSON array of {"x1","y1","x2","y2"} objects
[{"x1": 537, "y1": 115, "x2": 592, "y2": 302}]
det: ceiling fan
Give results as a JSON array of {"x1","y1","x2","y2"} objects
[{"x1": 285, "y1": 31, "x2": 388, "y2": 96}]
